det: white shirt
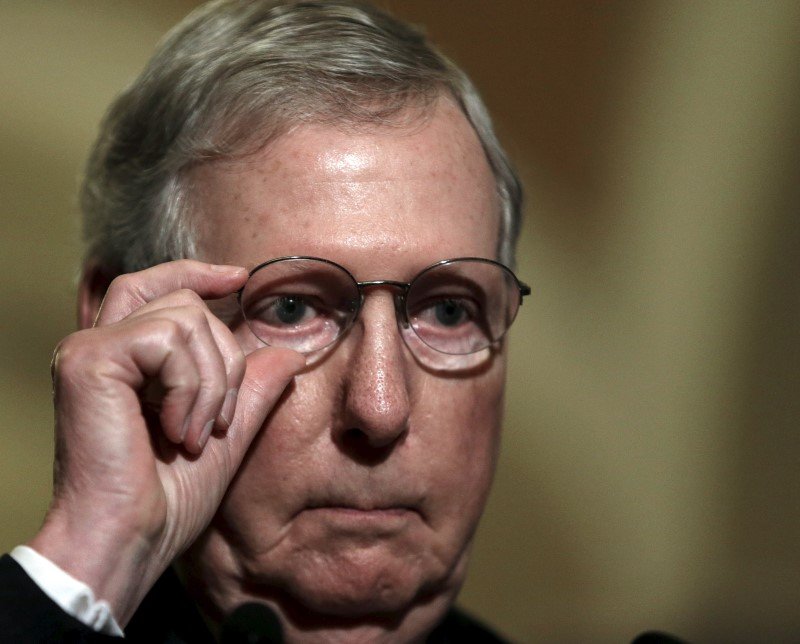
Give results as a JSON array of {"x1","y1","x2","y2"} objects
[{"x1": 9, "y1": 545, "x2": 124, "y2": 637}]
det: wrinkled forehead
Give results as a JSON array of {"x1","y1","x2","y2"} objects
[{"x1": 191, "y1": 98, "x2": 501, "y2": 276}]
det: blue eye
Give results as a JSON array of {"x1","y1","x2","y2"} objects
[
  {"x1": 248, "y1": 295, "x2": 316, "y2": 327},
  {"x1": 272, "y1": 296, "x2": 308, "y2": 325},
  {"x1": 433, "y1": 299, "x2": 468, "y2": 326}
]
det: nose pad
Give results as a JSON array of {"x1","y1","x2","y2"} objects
[
  {"x1": 339, "y1": 291, "x2": 411, "y2": 453},
  {"x1": 393, "y1": 292, "x2": 410, "y2": 330}
]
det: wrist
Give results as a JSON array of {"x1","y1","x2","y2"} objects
[
  {"x1": 10, "y1": 545, "x2": 125, "y2": 636},
  {"x1": 28, "y1": 506, "x2": 170, "y2": 626}
]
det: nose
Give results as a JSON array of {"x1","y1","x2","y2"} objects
[{"x1": 339, "y1": 290, "x2": 411, "y2": 453}]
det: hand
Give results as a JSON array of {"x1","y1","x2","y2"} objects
[{"x1": 28, "y1": 260, "x2": 305, "y2": 625}]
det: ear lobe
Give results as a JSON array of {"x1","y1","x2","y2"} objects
[{"x1": 77, "y1": 261, "x2": 118, "y2": 329}]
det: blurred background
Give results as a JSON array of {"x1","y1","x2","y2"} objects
[{"x1": 1, "y1": 1, "x2": 798, "y2": 641}]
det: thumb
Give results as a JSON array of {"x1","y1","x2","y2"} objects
[{"x1": 223, "y1": 347, "x2": 306, "y2": 465}]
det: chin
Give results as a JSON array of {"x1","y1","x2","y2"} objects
[
  {"x1": 245, "y1": 539, "x2": 452, "y2": 620},
  {"x1": 294, "y1": 552, "x2": 425, "y2": 616}
]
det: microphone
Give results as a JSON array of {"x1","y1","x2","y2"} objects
[{"x1": 220, "y1": 602, "x2": 284, "y2": 644}]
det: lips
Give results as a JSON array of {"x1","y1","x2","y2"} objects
[
  {"x1": 297, "y1": 491, "x2": 426, "y2": 521},
  {"x1": 303, "y1": 505, "x2": 419, "y2": 524},
  {"x1": 306, "y1": 501, "x2": 417, "y2": 513},
  {"x1": 296, "y1": 505, "x2": 421, "y2": 537}
]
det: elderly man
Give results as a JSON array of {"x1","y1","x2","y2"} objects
[{"x1": 0, "y1": 1, "x2": 528, "y2": 641}]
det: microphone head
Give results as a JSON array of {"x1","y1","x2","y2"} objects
[{"x1": 220, "y1": 602, "x2": 284, "y2": 644}]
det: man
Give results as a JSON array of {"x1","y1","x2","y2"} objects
[{"x1": 0, "y1": 1, "x2": 526, "y2": 641}]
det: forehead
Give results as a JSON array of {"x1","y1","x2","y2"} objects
[{"x1": 192, "y1": 98, "x2": 500, "y2": 278}]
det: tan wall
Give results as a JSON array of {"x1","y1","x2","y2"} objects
[{"x1": 1, "y1": 2, "x2": 798, "y2": 641}]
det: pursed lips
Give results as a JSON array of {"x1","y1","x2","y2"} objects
[
  {"x1": 297, "y1": 505, "x2": 423, "y2": 535},
  {"x1": 296, "y1": 492, "x2": 427, "y2": 523}
]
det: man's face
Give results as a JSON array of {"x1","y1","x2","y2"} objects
[{"x1": 190, "y1": 98, "x2": 506, "y2": 617}]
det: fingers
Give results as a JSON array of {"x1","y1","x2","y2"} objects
[
  {"x1": 123, "y1": 318, "x2": 205, "y2": 446},
  {"x1": 223, "y1": 347, "x2": 307, "y2": 460},
  {"x1": 128, "y1": 323, "x2": 303, "y2": 456},
  {"x1": 96, "y1": 260, "x2": 247, "y2": 326},
  {"x1": 92, "y1": 260, "x2": 250, "y2": 452},
  {"x1": 154, "y1": 307, "x2": 229, "y2": 450},
  {"x1": 126, "y1": 288, "x2": 246, "y2": 432},
  {"x1": 85, "y1": 260, "x2": 304, "y2": 456}
]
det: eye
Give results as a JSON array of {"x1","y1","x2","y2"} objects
[
  {"x1": 273, "y1": 296, "x2": 308, "y2": 324},
  {"x1": 252, "y1": 294, "x2": 317, "y2": 327},
  {"x1": 432, "y1": 299, "x2": 469, "y2": 327},
  {"x1": 412, "y1": 296, "x2": 478, "y2": 329}
]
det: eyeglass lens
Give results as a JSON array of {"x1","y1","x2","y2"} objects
[{"x1": 239, "y1": 257, "x2": 523, "y2": 356}]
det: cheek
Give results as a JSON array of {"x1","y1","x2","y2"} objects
[
  {"x1": 416, "y1": 366, "x2": 505, "y2": 530},
  {"x1": 218, "y1": 371, "x2": 337, "y2": 530}
]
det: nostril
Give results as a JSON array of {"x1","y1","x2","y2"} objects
[{"x1": 336, "y1": 427, "x2": 398, "y2": 466}]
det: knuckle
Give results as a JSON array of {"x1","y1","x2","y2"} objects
[
  {"x1": 103, "y1": 273, "x2": 150, "y2": 317},
  {"x1": 200, "y1": 374, "x2": 227, "y2": 402},
  {"x1": 165, "y1": 305, "x2": 211, "y2": 337},
  {"x1": 185, "y1": 303, "x2": 210, "y2": 326},
  {"x1": 106, "y1": 273, "x2": 137, "y2": 299},
  {"x1": 127, "y1": 315, "x2": 185, "y2": 348},
  {"x1": 148, "y1": 316, "x2": 184, "y2": 342},
  {"x1": 175, "y1": 368, "x2": 201, "y2": 392},
  {"x1": 51, "y1": 329, "x2": 108, "y2": 390},
  {"x1": 52, "y1": 330, "x2": 94, "y2": 374},
  {"x1": 173, "y1": 288, "x2": 203, "y2": 306}
]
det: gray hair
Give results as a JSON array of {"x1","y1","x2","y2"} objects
[{"x1": 81, "y1": 0, "x2": 523, "y2": 273}]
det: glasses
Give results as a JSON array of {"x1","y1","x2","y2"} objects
[{"x1": 238, "y1": 256, "x2": 530, "y2": 361}]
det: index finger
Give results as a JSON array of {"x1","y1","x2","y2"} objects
[{"x1": 95, "y1": 260, "x2": 247, "y2": 326}]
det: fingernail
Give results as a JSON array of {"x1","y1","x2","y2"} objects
[
  {"x1": 199, "y1": 419, "x2": 215, "y2": 448},
  {"x1": 209, "y1": 264, "x2": 246, "y2": 275},
  {"x1": 180, "y1": 416, "x2": 191, "y2": 441},
  {"x1": 220, "y1": 388, "x2": 238, "y2": 427}
]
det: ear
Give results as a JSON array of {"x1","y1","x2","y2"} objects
[{"x1": 77, "y1": 261, "x2": 118, "y2": 329}]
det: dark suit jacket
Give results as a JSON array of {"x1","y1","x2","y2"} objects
[{"x1": 0, "y1": 554, "x2": 507, "y2": 643}]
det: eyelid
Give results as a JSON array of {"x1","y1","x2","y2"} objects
[
  {"x1": 251, "y1": 294, "x2": 315, "y2": 312},
  {"x1": 409, "y1": 296, "x2": 480, "y2": 321},
  {"x1": 408, "y1": 291, "x2": 482, "y2": 312}
]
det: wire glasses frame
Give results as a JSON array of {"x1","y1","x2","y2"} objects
[{"x1": 238, "y1": 256, "x2": 530, "y2": 357}]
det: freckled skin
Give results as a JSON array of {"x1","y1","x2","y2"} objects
[{"x1": 185, "y1": 98, "x2": 506, "y2": 642}]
